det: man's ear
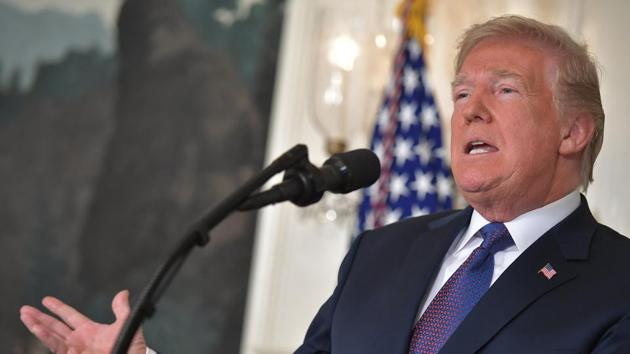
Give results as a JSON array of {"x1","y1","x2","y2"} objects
[{"x1": 559, "y1": 113, "x2": 595, "y2": 156}]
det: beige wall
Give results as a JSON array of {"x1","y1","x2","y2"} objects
[{"x1": 581, "y1": 0, "x2": 630, "y2": 234}]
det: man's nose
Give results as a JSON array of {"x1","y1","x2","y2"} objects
[{"x1": 461, "y1": 91, "x2": 491, "y2": 123}]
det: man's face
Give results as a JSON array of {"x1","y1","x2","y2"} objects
[{"x1": 450, "y1": 38, "x2": 566, "y2": 213}]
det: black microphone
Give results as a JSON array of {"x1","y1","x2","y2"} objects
[{"x1": 238, "y1": 148, "x2": 381, "y2": 210}]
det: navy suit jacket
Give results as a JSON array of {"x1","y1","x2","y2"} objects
[{"x1": 295, "y1": 197, "x2": 630, "y2": 353}]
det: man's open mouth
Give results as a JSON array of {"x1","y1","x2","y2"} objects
[{"x1": 466, "y1": 140, "x2": 498, "y2": 155}]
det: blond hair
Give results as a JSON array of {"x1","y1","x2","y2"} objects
[{"x1": 455, "y1": 15, "x2": 604, "y2": 190}]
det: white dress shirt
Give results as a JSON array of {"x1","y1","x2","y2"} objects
[{"x1": 417, "y1": 190, "x2": 581, "y2": 319}]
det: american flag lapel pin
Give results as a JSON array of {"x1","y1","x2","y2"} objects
[{"x1": 538, "y1": 263, "x2": 557, "y2": 280}]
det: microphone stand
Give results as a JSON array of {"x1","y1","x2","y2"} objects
[{"x1": 112, "y1": 144, "x2": 309, "y2": 354}]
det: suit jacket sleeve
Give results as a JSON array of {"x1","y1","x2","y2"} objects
[{"x1": 293, "y1": 231, "x2": 366, "y2": 354}]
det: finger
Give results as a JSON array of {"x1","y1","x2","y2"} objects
[
  {"x1": 20, "y1": 306, "x2": 72, "y2": 339},
  {"x1": 42, "y1": 296, "x2": 90, "y2": 329},
  {"x1": 21, "y1": 314, "x2": 67, "y2": 353},
  {"x1": 112, "y1": 290, "x2": 131, "y2": 322},
  {"x1": 20, "y1": 304, "x2": 45, "y2": 318},
  {"x1": 111, "y1": 290, "x2": 148, "y2": 353}
]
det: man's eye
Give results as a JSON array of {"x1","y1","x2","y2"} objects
[
  {"x1": 500, "y1": 87, "x2": 516, "y2": 94},
  {"x1": 454, "y1": 92, "x2": 469, "y2": 100}
]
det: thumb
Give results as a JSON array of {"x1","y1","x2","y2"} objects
[
  {"x1": 112, "y1": 290, "x2": 148, "y2": 354},
  {"x1": 112, "y1": 289, "x2": 131, "y2": 322}
]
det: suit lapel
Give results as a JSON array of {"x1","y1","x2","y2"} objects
[
  {"x1": 439, "y1": 196, "x2": 597, "y2": 354},
  {"x1": 377, "y1": 208, "x2": 473, "y2": 354}
]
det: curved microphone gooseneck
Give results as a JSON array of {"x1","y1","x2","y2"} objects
[{"x1": 112, "y1": 144, "x2": 380, "y2": 354}]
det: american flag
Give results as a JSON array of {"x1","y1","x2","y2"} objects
[
  {"x1": 538, "y1": 263, "x2": 557, "y2": 280},
  {"x1": 356, "y1": 5, "x2": 453, "y2": 233}
]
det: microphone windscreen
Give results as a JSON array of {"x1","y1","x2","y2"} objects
[{"x1": 325, "y1": 149, "x2": 381, "y2": 193}]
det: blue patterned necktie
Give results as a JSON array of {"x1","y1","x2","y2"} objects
[{"x1": 408, "y1": 222, "x2": 513, "y2": 354}]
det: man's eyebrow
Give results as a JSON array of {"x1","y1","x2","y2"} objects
[
  {"x1": 451, "y1": 70, "x2": 526, "y2": 89},
  {"x1": 491, "y1": 69, "x2": 526, "y2": 83},
  {"x1": 451, "y1": 74, "x2": 471, "y2": 89}
]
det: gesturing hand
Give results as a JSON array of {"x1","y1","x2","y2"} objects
[{"x1": 20, "y1": 290, "x2": 147, "y2": 354}]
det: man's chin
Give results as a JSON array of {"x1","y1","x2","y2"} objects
[
  {"x1": 454, "y1": 175, "x2": 494, "y2": 194},
  {"x1": 454, "y1": 178, "x2": 502, "y2": 203}
]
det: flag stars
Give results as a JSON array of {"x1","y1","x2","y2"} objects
[
  {"x1": 415, "y1": 140, "x2": 433, "y2": 165},
  {"x1": 389, "y1": 173, "x2": 409, "y2": 203},
  {"x1": 412, "y1": 171, "x2": 435, "y2": 199},
  {"x1": 421, "y1": 104, "x2": 438, "y2": 132},
  {"x1": 403, "y1": 66, "x2": 419, "y2": 94},
  {"x1": 395, "y1": 137, "x2": 414, "y2": 166},
  {"x1": 399, "y1": 102, "x2": 418, "y2": 132},
  {"x1": 357, "y1": 34, "x2": 454, "y2": 233}
]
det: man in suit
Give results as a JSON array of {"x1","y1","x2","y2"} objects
[
  {"x1": 295, "y1": 15, "x2": 630, "y2": 354},
  {"x1": 18, "y1": 15, "x2": 630, "y2": 354}
]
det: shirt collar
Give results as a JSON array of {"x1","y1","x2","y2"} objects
[{"x1": 454, "y1": 190, "x2": 581, "y2": 254}]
